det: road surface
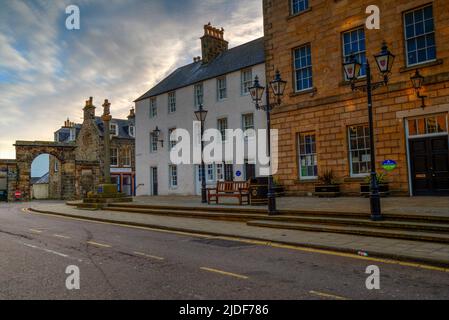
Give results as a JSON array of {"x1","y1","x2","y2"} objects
[{"x1": 0, "y1": 201, "x2": 448, "y2": 300}]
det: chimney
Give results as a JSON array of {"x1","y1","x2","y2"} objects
[
  {"x1": 127, "y1": 107, "x2": 135, "y2": 120},
  {"x1": 201, "y1": 23, "x2": 228, "y2": 64},
  {"x1": 83, "y1": 96, "x2": 96, "y2": 120},
  {"x1": 63, "y1": 118, "x2": 74, "y2": 128}
]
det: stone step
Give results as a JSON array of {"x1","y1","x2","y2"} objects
[
  {"x1": 247, "y1": 220, "x2": 449, "y2": 244},
  {"x1": 106, "y1": 206, "x2": 449, "y2": 234},
  {"x1": 106, "y1": 203, "x2": 449, "y2": 224}
]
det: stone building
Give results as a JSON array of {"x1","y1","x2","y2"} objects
[
  {"x1": 263, "y1": 0, "x2": 449, "y2": 196},
  {"x1": 50, "y1": 98, "x2": 136, "y2": 198},
  {"x1": 0, "y1": 160, "x2": 17, "y2": 202}
]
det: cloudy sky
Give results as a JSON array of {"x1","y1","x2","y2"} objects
[{"x1": 0, "y1": 0, "x2": 263, "y2": 162}]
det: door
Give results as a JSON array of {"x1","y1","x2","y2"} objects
[
  {"x1": 0, "y1": 171, "x2": 7, "y2": 201},
  {"x1": 245, "y1": 163, "x2": 256, "y2": 181},
  {"x1": 410, "y1": 136, "x2": 449, "y2": 195},
  {"x1": 122, "y1": 175, "x2": 132, "y2": 196},
  {"x1": 151, "y1": 167, "x2": 158, "y2": 196}
]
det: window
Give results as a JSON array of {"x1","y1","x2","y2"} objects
[
  {"x1": 197, "y1": 165, "x2": 205, "y2": 183},
  {"x1": 291, "y1": 0, "x2": 309, "y2": 15},
  {"x1": 216, "y1": 163, "x2": 224, "y2": 181},
  {"x1": 168, "y1": 92, "x2": 176, "y2": 113},
  {"x1": 224, "y1": 164, "x2": 234, "y2": 181},
  {"x1": 169, "y1": 165, "x2": 178, "y2": 188},
  {"x1": 298, "y1": 133, "x2": 318, "y2": 179},
  {"x1": 129, "y1": 126, "x2": 135, "y2": 138},
  {"x1": 404, "y1": 5, "x2": 436, "y2": 66},
  {"x1": 69, "y1": 128, "x2": 76, "y2": 141},
  {"x1": 54, "y1": 161, "x2": 59, "y2": 173},
  {"x1": 123, "y1": 148, "x2": 131, "y2": 167},
  {"x1": 241, "y1": 69, "x2": 253, "y2": 95},
  {"x1": 242, "y1": 113, "x2": 255, "y2": 131},
  {"x1": 150, "y1": 97, "x2": 157, "y2": 118},
  {"x1": 110, "y1": 123, "x2": 118, "y2": 136},
  {"x1": 217, "y1": 118, "x2": 228, "y2": 141},
  {"x1": 408, "y1": 114, "x2": 448, "y2": 136},
  {"x1": 217, "y1": 77, "x2": 227, "y2": 101},
  {"x1": 342, "y1": 28, "x2": 366, "y2": 79},
  {"x1": 150, "y1": 133, "x2": 158, "y2": 153},
  {"x1": 245, "y1": 160, "x2": 256, "y2": 181},
  {"x1": 194, "y1": 83, "x2": 204, "y2": 107},
  {"x1": 111, "y1": 148, "x2": 118, "y2": 166},
  {"x1": 207, "y1": 164, "x2": 214, "y2": 181},
  {"x1": 168, "y1": 128, "x2": 177, "y2": 150},
  {"x1": 294, "y1": 44, "x2": 313, "y2": 92},
  {"x1": 348, "y1": 125, "x2": 371, "y2": 176}
]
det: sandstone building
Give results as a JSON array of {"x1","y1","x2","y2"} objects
[
  {"x1": 264, "y1": 0, "x2": 449, "y2": 196},
  {"x1": 50, "y1": 98, "x2": 137, "y2": 198}
]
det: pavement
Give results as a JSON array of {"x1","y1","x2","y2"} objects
[
  {"x1": 1, "y1": 201, "x2": 449, "y2": 300},
  {"x1": 30, "y1": 200, "x2": 449, "y2": 268}
]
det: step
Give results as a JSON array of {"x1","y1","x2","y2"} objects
[
  {"x1": 247, "y1": 220, "x2": 449, "y2": 244},
  {"x1": 107, "y1": 203, "x2": 449, "y2": 224},
  {"x1": 106, "y1": 206, "x2": 449, "y2": 234}
]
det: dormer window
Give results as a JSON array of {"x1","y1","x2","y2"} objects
[
  {"x1": 110, "y1": 123, "x2": 118, "y2": 136},
  {"x1": 129, "y1": 125, "x2": 135, "y2": 137}
]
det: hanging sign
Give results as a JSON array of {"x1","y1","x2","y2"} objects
[{"x1": 382, "y1": 160, "x2": 397, "y2": 172}]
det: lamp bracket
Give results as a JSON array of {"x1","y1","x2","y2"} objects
[{"x1": 351, "y1": 78, "x2": 389, "y2": 93}]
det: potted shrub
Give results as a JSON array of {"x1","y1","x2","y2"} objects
[
  {"x1": 314, "y1": 170, "x2": 341, "y2": 197},
  {"x1": 360, "y1": 173, "x2": 390, "y2": 197}
]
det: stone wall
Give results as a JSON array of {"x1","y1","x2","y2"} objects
[{"x1": 263, "y1": 0, "x2": 449, "y2": 195}]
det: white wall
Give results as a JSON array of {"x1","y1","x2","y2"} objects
[{"x1": 135, "y1": 63, "x2": 266, "y2": 196}]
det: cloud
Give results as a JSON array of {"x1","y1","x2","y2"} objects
[{"x1": 0, "y1": 0, "x2": 263, "y2": 159}]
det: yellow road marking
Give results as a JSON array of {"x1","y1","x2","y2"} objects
[
  {"x1": 87, "y1": 241, "x2": 111, "y2": 248},
  {"x1": 53, "y1": 234, "x2": 71, "y2": 239},
  {"x1": 29, "y1": 228, "x2": 43, "y2": 234},
  {"x1": 200, "y1": 267, "x2": 248, "y2": 280},
  {"x1": 26, "y1": 209, "x2": 449, "y2": 273},
  {"x1": 309, "y1": 290, "x2": 349, "y2": 300},
  {"x1": 133, "y1": 251, "x2": 164, "y2": 261}
]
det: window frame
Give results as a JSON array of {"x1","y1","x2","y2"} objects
[
  {"x1": 297, "y1": 132, "x2": 318, "y2": 180},
  {"x1": 403, "y1": 4, "x2": 437, "y2": 67},
  {"x1": 150, "y1": 97, "x2": 157, "y2": 118},
  {"x1": 110, "y1": 123, "x2": 118, "y2": 136},
  {"x1": 194, "y1": 83, "x2": 204, "y2": 108},
  {"x1": 168, "y1": 92, "x2": 176, "y2": 114},
  {"x1": 291, "y1": 0, "x2": 309, "y2": 16},
  {"x1": 123, "y1": 148, "x2": 131, "y2": 167},
  {"x1": 168, "y1": 127, "x2": 177, "y2": 151},
  {"x1": 293, "y1": 43, "x2": 313, "y2": 93},
  {"x1": 169, "y1": 165, "x2": 178, "y2": 189},
  {"x1": 217, "y1": 76, "x2": 227, "y2": 101},
  {"x1": 110, "y1": 148, "x2": 119, "y2": 167},
  {"x1": 241, "y1": 69, "x2": 253, "y2": 95},
  {"x1": 217, "y1": 118, "x2": 228, "y2": 142},
  {"x1": 150, "y1": 132, "x2": 158, "y2": 153},
  {"x1": 342, "y1": 27, "x2": 367, "y2": 80},
  {"x1": 348, "y1": 125, "x2": 371, "y2": 177}
]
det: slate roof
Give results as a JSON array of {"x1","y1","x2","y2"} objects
[
  {"x1": 135, "y1": 37, "x2": 265, "y2": 102},
  {"x1": 55, "y1": 117, "x2": 134, "y2": 142},
  {"x1": 32, "y1": 172, "x2": 49, "y2": 185}
]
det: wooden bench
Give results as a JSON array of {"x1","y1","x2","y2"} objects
[{"x1": 207, "y1": 181, "x2": 251, "y2": 205}]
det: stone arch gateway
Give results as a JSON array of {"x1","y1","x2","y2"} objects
[{"x1": 14, "y1": 141, "x2": 77, "y2": 201}]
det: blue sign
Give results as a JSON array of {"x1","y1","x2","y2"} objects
[
  {"x1": 236, "y1": 170, "x2": 242, "y2": 177},
  {"x1": 382, "y1": 160, "x2": 397, "y2": 172}
]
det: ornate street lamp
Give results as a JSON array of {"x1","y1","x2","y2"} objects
[
  {"x1": 410, "y1": 69, "x2": 427, "y2": 108},
  {"x1": 343, "y1": 42, "x2": 395, "y2": 221},
  {"x1": 194, "y1": 104, "x2": 208, "y2": 203},
  {"x1": 152, "y1": 126, "x2": 164, "y2": 148},
  {"x1": 249, "y1": 70, "x2": 286, "y2": 216}
]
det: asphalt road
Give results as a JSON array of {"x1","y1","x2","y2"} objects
[{"x1": 0, "y1": 201, "x2": 448, "y2": 300}]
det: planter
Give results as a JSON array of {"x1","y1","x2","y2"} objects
[
  {"x1": 314, "y1": 185, "x2": 341, "y2": 198},
  {"x1": 360, "y1": 183, "x2": 390, "y2": 197}
]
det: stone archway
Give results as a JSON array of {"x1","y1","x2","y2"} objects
[{"x1": 14, "y1": 141, "x2": 77, "y2": 201}]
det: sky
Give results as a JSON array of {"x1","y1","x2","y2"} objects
[{"x1": 0, "y1": 0, "x2": 264, "y2": 176}]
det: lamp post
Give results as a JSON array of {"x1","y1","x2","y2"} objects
[
  {"x1": 195, "y1": 104, "x2": 208, "y2": 203},
  {"x1": 152, "y1": 126, "x2": 165, "y2": 148},
  {"x1": 411, "y1": 69, "x2": 427, "y2": 108},
  {"x1": 249, "y1": 70, "x2": 287, "y2": 216},
  {"x1": 343, "y1": 41, "x2": 395, "y2": 221}
]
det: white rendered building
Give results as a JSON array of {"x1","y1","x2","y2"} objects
[{"x1": 135, "y1": 24, "x2": 266, "y2": 196}]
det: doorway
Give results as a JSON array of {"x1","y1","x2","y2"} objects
[
  {"x1": 410, "y1": 136, "x2": 449, "y2": 195},
  {"x1": 151, "y1": 167, "x2": 158, "y2": 196}
]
